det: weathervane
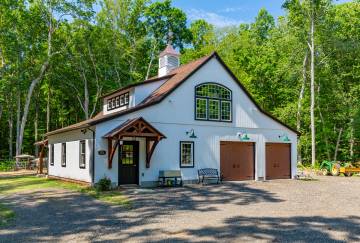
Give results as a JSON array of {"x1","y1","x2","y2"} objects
[{"x1": 167, "y1": 31, "x2": 174, "y2": 45}]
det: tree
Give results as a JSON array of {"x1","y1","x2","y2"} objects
[
  {"x1": 0, "y1": 0, "x2": 95, "y2": 161},
  {"x1": 144, "y1": 0, "x2": 191, "y2": 78},
  {"x1": 189, "y1": 19, "x2": 215, "y2": 50}
]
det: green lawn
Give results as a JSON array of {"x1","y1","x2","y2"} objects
[{"x1": 0, "y1": 176, "x2": 130, "y2": 207}]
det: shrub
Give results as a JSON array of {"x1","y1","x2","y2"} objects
[
  {"x1": 95, "y1": 177, "x2": 112, "y2": 191},
  {"x1": 0, "y1": 160, "x2": 16, "y2": 172}
]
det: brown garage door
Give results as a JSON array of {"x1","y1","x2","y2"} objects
[
  {"x1": 266, "y1": 143, "x2": 291, "y2": 179},
  {"x1": 220, "y1": 142, "x2": 255, "y2": 181}
]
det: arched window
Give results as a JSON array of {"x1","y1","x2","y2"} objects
[{"x1": 195, "y1": 83, "x2": 232, "y2": 121}]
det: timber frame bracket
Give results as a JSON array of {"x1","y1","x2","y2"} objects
[{"x1": 103, "y1": 117, "x2": 166, "y2": 169}]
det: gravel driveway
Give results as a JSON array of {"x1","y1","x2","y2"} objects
[{"x1": 1, "y1": 176, "x2": 360, "y2": 242}]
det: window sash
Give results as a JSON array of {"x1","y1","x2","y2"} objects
[
  {"x1": 180, "y1": 142, "x2": 194, "y2": 167},
  {"x1": 195, "y1": 98, "x2": 207, "y2": 120},
  {"x1": 107, "y1": 92, "x2": 130, "y2": 111},
  {"x1": 195, "y1": 83, "x2": 231, "y2": 100},
  {"x1": 50, "y1": 145, "x2": 54, "y2": 166},
  {"x1": 221, "y1": 101, "x2": 232, "y2": 121},
  {"x1": 208, "y1": 99, "x2": 220, "y2": 120},
  {"x1": 61, "y1": 143, "x2": 66, "y2": 167},
  {"x1": 79, "y1": 141, "x2": 86, "y2": 169}
]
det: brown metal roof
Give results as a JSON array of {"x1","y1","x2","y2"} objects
[{"x1": 46, "y1": 52, "x2": 300, "y2": 136}]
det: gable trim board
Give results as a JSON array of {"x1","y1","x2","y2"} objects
[{"x1": 46, "y1": 52, "x2": 299, "y2": 137}]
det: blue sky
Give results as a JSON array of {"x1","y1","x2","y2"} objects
[{"x1": 171, "y1": 0, "x2": 352, "y2": 27}]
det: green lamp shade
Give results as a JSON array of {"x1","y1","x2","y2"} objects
[
  {"x1": 283, "y1": 136, "x2": 290, "y2": 142},
  {"x1": 241, "y1": 134, "x2": 250, "y2": 141},
  {"x1": 187, "y1": 130, "x2": 197, "y2": 138},
  {"x1": 189, "y1": 133, "x2": 197, "y2": 139}
]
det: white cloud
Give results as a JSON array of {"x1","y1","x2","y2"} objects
[
  {"x1": 220, "y1": 7, "x2": 245, "y2": 13},
  {"x1": 187, "y1": 9, "x2": 244, "y2": 28}
]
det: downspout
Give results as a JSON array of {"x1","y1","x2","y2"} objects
[{"x1": 87, "y1": 127, "x2": 96, "y2": 184}]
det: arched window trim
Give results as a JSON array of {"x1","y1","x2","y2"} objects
[{"x1": 194, "y1": 82, "x2": 232, "y2": 122}]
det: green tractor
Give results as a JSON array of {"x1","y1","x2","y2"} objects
[{"x1": 320, "y1": 160, "x2": 359, "y2": 176}]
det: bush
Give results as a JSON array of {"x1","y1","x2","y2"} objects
[
  {"x1": 95, "y1": 177, "x2": 112, "y2": 191},
  {"x1": 0, "y1": 160, "x2": 15, "y2": 172}
]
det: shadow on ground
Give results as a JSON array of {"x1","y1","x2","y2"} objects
[
  {"x1": 0, "y1": 182, "x2": 358, "y2": 242},
  {"x1": 143, "y1": 215, "x2": 360, "y2": 243}
]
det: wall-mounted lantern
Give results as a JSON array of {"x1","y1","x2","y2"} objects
[
  {"x1": 237, "y1": 132, "x2": 250, "y2": 141},
  {"x1": 186, "y1": 129, "x2": 197, "y2": 139},
  {"x1": 279, "y1": 134, "x2": 291, "y2": 142}
]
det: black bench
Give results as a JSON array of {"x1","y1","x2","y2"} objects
[{"x1": 198, "y1": 168, "x2": 220, "y2": 184}]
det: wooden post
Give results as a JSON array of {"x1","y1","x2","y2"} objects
[{"x1": 39, "y1": 145, "x2": 44, "y2": 174}]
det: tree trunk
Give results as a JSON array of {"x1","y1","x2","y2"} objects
[
  {"x1": 34, "y1": 91, "x2": 40, "y2": 156},
  {"x1": 333, "y1": 127, "x2": 343, "y2": 161},
  {"x1": 309, "y1": 3, "x2": 316, "y2": 167},
  {"x1": 145, "y1": 42, "x2": 157, "y2": 80},
  {"x1": 349, "y1": 118, "x2": 354, "y2": 161},
  {"x1": 296, "y1": 52, "x2": 308, "y2": 164},
  {"x1": 46, "y1": 83, "x2": 51, "y2": 132},
  {"x1": 17, "y1": 4, "x2": 54, "y2": 158},
  {"x1": 15, "y1": 91, "x2": 21, "y2": 164},
  {"x1": 8, "y1": 111, "x2": 13, "y2": 159},
  {"x1": 17, "y1": 60, "x2": 50, "y2": 158},
  {"x1": 316, "y1": 83, "x2": 331, "y2": 161}
]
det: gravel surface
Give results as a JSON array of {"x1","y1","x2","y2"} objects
[{"x1": 0, "y1": 176, "x2": 360, "y2": 242}]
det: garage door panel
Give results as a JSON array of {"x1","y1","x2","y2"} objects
[
  {"x1": 220, "y1": 142, "x2": 255, "y2": 181},
  {"x1": 266, "y1": 143, "x2": 291, "y2": 180}
]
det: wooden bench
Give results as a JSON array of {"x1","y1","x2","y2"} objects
[
  {"x1": 158, "y1": 170, "x2": 183, "y2": 187},
  {"x1": 198, "y1": 168, "x2": 220, "y2": 184}
]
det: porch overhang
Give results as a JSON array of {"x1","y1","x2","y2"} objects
[{"x1": 103, "y1": 117, "x2": 166, "y2": 169}]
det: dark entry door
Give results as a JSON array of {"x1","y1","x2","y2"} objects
[
  {"x1": 119, "y1": 141, "x2": 139, "y2": 185},
  {"x1": 266, "y1": 143, "x2": 291, "y2": 180},
  {"x1": 220, "y1": 141, "x2": 255, "y2": 181}
]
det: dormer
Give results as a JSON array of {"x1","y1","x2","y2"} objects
[
  {"x1": 158, "y1": 44, "x2": 179, "y2": 77},
  {"x1": 103, "y1": 89, "x2": 133, "y2": 115}
]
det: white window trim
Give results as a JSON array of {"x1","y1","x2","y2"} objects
[{"x1": 180, "y1": 141, "x2": 194, "y2": 168}]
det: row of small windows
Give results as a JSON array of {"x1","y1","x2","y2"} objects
[
  {"x1": 107, "y1": 92, "x2": 129, "y2": 111},
  {"x1": 195, "y1": 83, "x2": 232, "y2": 122},
  {"x1": 49, "y1": 141, "x2": 86, "y2": 169}
]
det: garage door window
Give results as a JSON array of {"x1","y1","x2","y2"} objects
[
  {"x1": 195, "y1": 83, "x2": 232, "y2": 122},
  {"x1": 180, "y1": 141, "x2": 194, "y2": 168}
]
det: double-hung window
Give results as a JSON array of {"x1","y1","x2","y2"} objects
[
  {"x1": 180, "y1": 141, "x2": 194, "y2": 168},
  {"x1": 79, "y1": 140, "x2": 86, "y2": 169},
  {"x1": 61, "y1": 143, "x2": 66, "y2": 167},
  {"x1": 195, "y1": 83, "x2": 232, "y2": 122},
  {"x1": 50, "y1": 144, "x2": 54, "y2": 166}
]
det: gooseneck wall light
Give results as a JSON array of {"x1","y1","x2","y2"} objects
[{"x1": 186, "y1": 129, "x2": 197, "y2": 139}]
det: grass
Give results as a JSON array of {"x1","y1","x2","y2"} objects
[
  {"x1": 0, "y1": 203, "x2": 15, "y2": 227},
  {"x1": 0, "y1": 176, "x2": 130, "y2": 207},
  {"x1": 83, "y1": 189, "x2": 131, "y2": 208}
]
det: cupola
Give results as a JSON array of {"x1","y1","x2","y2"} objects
[{"x1": 158, "y1": 44, "x2": 180, "y2": 77}]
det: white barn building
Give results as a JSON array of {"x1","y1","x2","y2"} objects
[{"x1": 46, "y1": 46, "x2": 299, "y2": 186}]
